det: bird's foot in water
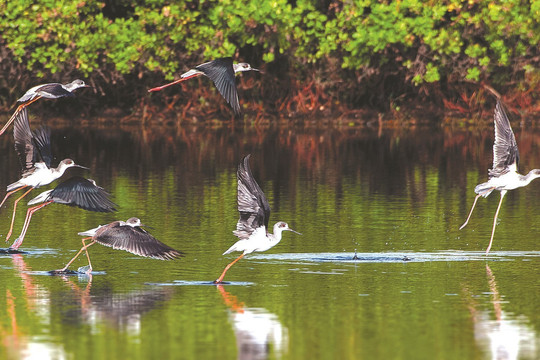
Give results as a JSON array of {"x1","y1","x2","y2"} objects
[
  {"x1": 48, "y1": 269, "x2": 79, "y2": 275},
  {"x1": 213, "y1": 279, "x2": 231, "y2": 285},
  {"x1": 78, "y1": 265, "x2": 93, "y2": 275},
  {"x1": 9, "y1": 237, "x2": 23, "y2": 251},
  {"x1": 0, "y1": 248, "x2": 26, "y2": 254}
]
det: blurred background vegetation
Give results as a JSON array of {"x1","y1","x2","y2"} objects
[{"x1": 0, "y1": 0, "x2": 539, "y2": 119}]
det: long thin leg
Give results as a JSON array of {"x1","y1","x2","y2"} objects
[
  {"x1": 82, "y1": 238, "x2": 95, "y2": 273},
  {"x1": 6, "y1": 187, "x2": 34, "y2": 241},
  {"x1": 59, "y1": 238, "x2": 96, "y2": 271},
  {"x1": 460, "y1": 188, "x2": 494, "y2": 230},
  {"x1": 486, "y1": 191, "x2": 506, "y2": 255},
  {"x1": 0, "y1": 107, "x2": 21, "y2": 136},
  {"x1": 460, "y1": 194, "x2": 481, "y2": 230},
  {"x1": 0, "y1": 96, "x2": 42, "y2": 136},
  {"x1": 214, "y1": 253, "x2": 245, "y2": 284},
  {"x1": 9, "y1": 201, "x2": 52, "y2": 250},
  {"x1": 0, "y1": 186, "x2": 26, "y2": 209},
  {"x1": 147, "y1": 73, "x2": 201, "y2": 92}
]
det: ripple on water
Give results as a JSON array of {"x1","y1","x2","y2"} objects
[{"x1": 247, "y1": 251, "x2": 540, "y2": 264}]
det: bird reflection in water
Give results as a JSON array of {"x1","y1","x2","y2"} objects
[
  {"x1": 3, "y1": 254, "x2": 174, "y2": 349},
  {"x1": 217, "y1": 285, "x2": 288, "y2": 360},
  {"x1": 464, "y1": 264, "x2": 538, "y2": 360},
  {"x1": 1, "y1": 254, "x2": 67, "y2": 359},
  {"x1": 52, "y1": 276, "x2": 174, "y2": 335}
]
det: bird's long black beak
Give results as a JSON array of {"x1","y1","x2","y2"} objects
[
  {"x1": 75, "y1": 165, "x2": 89, "y2": 170},
  {"x1": 288, "y1": 228, "x2": 302, "y2": 235}
]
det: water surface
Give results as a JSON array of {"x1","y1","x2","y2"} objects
[{"x1": 0, "y1": 119, "x2": 539, "y2": 359}]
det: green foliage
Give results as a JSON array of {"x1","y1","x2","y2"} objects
[{"x1": 0, "y1": 0, "x2": 539, "y2": 102}]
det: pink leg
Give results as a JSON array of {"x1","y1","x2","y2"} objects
[
  {"x1": 10, "y1": 201, "x2": 52, "y2": 250},
  {"x1": 59, "y1": 238, "x2": 96, "y2": 272},
  {"x1": 214, "y1": 253, "x2": 245, "y2": 284},
  {"x1": 0, "y1": 97, "x2": 41, "y2": 136},
  {"x1": 486, "y1": 191, "x2": 506, "y2": 255},
  {"x1": 6, "y1": 187, "x2": 34, "y2": 241},
  {"x1": 0, "y1": 106, "x2": 23, "y2": 136},
  {"x1": 0, "y1": 186, "x2": 26, "y2": 209},
  {"x1": 147, "y1": 73, "x2": 201, "y2": 92},
  {"x1": 460, "y1": 188, "x2": 494, "y2": 230}
]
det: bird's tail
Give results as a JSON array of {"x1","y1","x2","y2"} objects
[
  {"x1": 474, "y1": 182, "x2": 495, "y2": 197},
  {"x1": 7, "y1": 181, "x2": 23, "y2": 192}
]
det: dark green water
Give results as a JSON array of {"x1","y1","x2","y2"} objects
[{"x1": 0, "y1": 121, "x2": 539, "y2": 359}]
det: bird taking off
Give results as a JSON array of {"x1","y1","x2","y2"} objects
[
  {"x1": 148, "y1": 57, "x2": 259, "y2": 115},
  {"x1": 214, "y1": 155, "x2": 301, "y2": 284},
  {"x1": 1, "y1": 108, "x2": 87, "y2": 243},
  {"x1": 0, "y1": 79, "x2": 90, "y2": 136},
  {"x1": 52, "y1": 217, "x2": 183, "y2": 274},
  {"x1": 9, "y1": 177, "x2": 116, "y2": 250},
  {"x1": 459, "y1": 99, "x2": 540, "y2": 254}
]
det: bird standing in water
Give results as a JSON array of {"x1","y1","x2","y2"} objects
[
  {"x1": 460, "y1": 100, "x2": 540, "y2": 254},
  {"x1": 0, "y1": 79, "x2": 90, "y2": 136},
  {"x1": 214, "y1": 155, "x2": 301, "y2": 284},
  {"x1": 148, "y1": 57, "x2": 259, "y2": 115},
  {"x1": 52, "y1": 217, "x2": 182, "y2": 274}
]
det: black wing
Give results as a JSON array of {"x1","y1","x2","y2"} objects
[
  {"x1": 49, "y1": 177, "x2": 117, "y2": 212},
  {"x1": 233, "y1": 154, "x2": 271, "y2": 240},
  {"x1": 13, "y1": 108, "x2": 53, "y2": 171},
  {"x1": 195, "y1": 57, "x2": 241, "y2": 115},
  {"x1": 13, "y1": 107, "x2": 35, "y2": 172},
  {"x1": 489, "y1": 100, "x2": 519, "y2": 178},
  {"x1": 35, "y1": 83, "x2": 75, "y2": 98},
  {"x1": 31, "y1": 126, "x2": 52, "y2": 168},
  {"x1": 95, "y1": 223, "x2": 182, "y2": 260}
]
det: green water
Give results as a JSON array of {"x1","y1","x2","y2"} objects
[{"x1": 0, "y1": 124, "x2": 539, "y2": 359}]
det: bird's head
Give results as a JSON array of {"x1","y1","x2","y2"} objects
[
  {"x1": 67, "y1": 79, "x2": 91, "y2": 90},
  {"x1": 274, "y1": 221, "x2": 302, "y2": 235},
  {"x1": 59, "y1": 159, "x2": 88, "y2": 171},
  {"x1": 528, "y1": 169, "x2": 540, "y2": 179},
  {"x1": 125, "y1": 217, "x2": 147, "y2": 228},
  {"x1": 234, "y1": 62, "x2": 260, "y2": 73}
]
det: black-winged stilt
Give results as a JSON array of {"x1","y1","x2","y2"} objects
[
  {"x1": 53, "y1": 217, "x2": 182, "y2": 274},
  {"x1": 148, "y1": 57, "x2": 259, "y2": 115},
  {"x1": 0, "y1": 79, "x2": 90, "y2": 136},
  {"x1": 1, "y1": 108, "x2": 87, "y2": 242},
  {"x1": 214, "y1": 155, "x2": 301, "y2": 284},
  {"x1": 460, "y1": 100, "x2": 540, "y2": 254}
]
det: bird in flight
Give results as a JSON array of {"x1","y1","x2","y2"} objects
[{"x1": 460, "y1": 100, "x2": 540, "y2": 254}]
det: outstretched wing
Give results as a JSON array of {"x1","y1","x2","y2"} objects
[
  {"x1": 31, "y1": 126, "x2": 52, "y2": 168},
  {"x1": 95, "y1": 223, "x2": 182, "y2": 260},
  {"x1": 489, "y1": 100, "x2": 519, "y2": 178},
  {"x1": 35, "y1": 83, "x2": 75, "y2": 98},
  {"x1": 49, "y1": 176, "x2": 117, "y2": 212},
  {"x1": 195, "y1": 57, "x2": 241, "y2": 115},
  {"x1": 13, "y1": 108, "x2": 53, "y2": 171},
  {"x1": 13, "y1": 107, "x2": 35, "y2": 172},
  {"x1": 233, "y1": 154, "x2": 271, "y2": 240}
]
